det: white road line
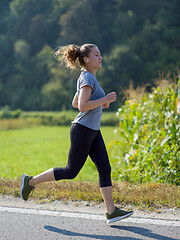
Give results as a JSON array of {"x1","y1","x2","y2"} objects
[{"x1": 0, "y1": 206, "x2": 179, "y2": 227}]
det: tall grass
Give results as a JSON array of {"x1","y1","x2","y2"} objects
[{"x1": 108, "y1": 78, "x2": 180, "y2": 185}]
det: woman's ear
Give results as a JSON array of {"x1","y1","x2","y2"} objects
[{"x1": 83, "y1": 57, "x2": 89, "y2": 63}]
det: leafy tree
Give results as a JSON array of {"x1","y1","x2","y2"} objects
[
  {"x1": 42, "y1": 81, "x2": 69, "y2": 110},
  {"x1": 42, "y1": 57, "x2": 79, "y2": 110},
  {"x1": 28, "y1": 14, "x2": 47, "y2": 55},
  {"x1": 97, "y1": 45, "x2": 142, "y2": 99},
  {"x1": 59, "y1": 0, "x2": 98, "y2": 45},
  {"x1": 0, "y1": 0, "x2": 180, "y2": 110},
  {"x1": 14, "y1": 39, "x2": 30, "y2": 60}
]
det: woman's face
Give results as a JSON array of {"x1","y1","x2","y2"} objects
[{"x1": 86, "y1": 47, "x2": 103, "y2": 70}]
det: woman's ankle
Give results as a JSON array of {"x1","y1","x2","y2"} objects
[
  {"x1": 106, "y1": 206, "x2": 115, "y2": 214},
  {"x1": 28, "y1": 178, "x2": 35, "y2": 187}
]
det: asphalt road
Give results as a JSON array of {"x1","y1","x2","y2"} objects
[{"x1": 0, "y1": 206, "x2": 179, "y2": 240}]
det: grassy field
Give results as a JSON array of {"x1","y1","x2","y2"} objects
[
  {"x1": 0, "y1": 125, "x2": 179, "y2": 209},
  {"x1": 0, "y1": 126, "x2": 116, "y2": 182}
]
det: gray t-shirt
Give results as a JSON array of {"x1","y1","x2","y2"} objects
[{"x1": 72, "y1": 71, "x2": 105, "y2": 130}]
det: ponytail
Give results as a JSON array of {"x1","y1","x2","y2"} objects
[
  {"x1": 54, "y1": 43, "x2": 97, "y2": 70},
  {"x1": 54, "y1": 44, "x2": 80, "y2": 69}
]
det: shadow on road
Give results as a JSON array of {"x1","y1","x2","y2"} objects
[
  {"x1": 111, "y1": 225, "x2": 178, "y2": 240},
  {"x1": 44, "y1": 225, "x2": 178, "y2": 240}
]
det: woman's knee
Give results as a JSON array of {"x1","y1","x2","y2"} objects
[
  {"x1": 66, "y1": 169, "x2": 78, "y2": 179},
  {"x1": 53, "y1": 167, "x2": 79, "y2": 181}
]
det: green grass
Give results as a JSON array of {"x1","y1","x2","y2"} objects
[
  {"x1": 0, "y1": 125, "x2": 179, "y2": 209},
  {"x1": 0, "y1": 126, "x2": 116, "y2": 182}
]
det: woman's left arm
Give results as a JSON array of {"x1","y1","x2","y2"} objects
[{"x1": 72, "y1": 91, "x2": 78, "y2": 108}]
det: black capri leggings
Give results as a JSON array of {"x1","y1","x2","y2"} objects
[{"x1": 54, "y1": 123, "x2": 112, "y2": 188}]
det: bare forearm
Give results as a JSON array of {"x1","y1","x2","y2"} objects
[
  {"x1": 78, "y1": 96, "x2": 106, "y2": 112},
  {"x1": 78, "y1": 86, "x2": 117, "y2": 112}
]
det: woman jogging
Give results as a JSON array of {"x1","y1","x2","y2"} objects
[{"x1": 20, "y1": 43, "x2": 133, "y2": 223}]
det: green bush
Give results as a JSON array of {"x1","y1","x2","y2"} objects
[
  {"x1": 0, "y1": 109, "x2": 118, "y2": 128},
  {"x1": 21, "y1": 111, "x2": 118, "y2": 126},
  {"x1": 21, "y1": 111, "x2": 75, "y2": 126},
  {"x1": 0, "y1": 106, "x2": 22, "y2": 119},
  {"x1": 108, "y1": 80, "x2": 180, "y2": 185},
  {"x1": 101, "y1": 112, "x2": 119, "y2": 126}
]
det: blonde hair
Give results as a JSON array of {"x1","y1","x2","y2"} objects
[{"x1": 54, "y1": 44, "x2": 97, "y2": 69}]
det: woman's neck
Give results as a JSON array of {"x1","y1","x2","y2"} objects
[{"x1": 83, "y1": 67, "x2": 97, "y2": 76}]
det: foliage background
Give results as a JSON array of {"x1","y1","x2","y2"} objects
[
  {"x1": 0, "y1": 0, "x2": 180, "y2": 111},
  {"x1": 108, "y1": 79, "x2": 180, "y2": 185}
]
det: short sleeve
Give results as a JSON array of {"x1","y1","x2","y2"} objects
[{"x1": 79, "y1": 73, "x2": 94, "y2": 90}]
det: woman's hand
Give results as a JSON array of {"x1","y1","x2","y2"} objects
[
  {"x1": 105, "y1": 92, "x2": 117, "y2": 103},
  {"x1": 102, "y1": 103, "x2": 110, "y2": 109}
]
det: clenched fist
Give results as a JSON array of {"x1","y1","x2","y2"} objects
[{"x1": 105, "y1": 92, "x2": 117, "y2": 103}]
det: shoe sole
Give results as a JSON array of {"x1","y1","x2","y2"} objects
[
  {"x1": 107, "y1": 211, "x2": 134, "y2": 224},
  {"x1": 20, "y1": 173, "x2": 26, "y2": 200}
]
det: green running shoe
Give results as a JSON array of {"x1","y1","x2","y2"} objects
[
  {"x1": 106, "y1": 207, "x2": 133, "y2": 223},
  {"x1": 20, "y1": 173, "x2": 35, "y2": 201}
]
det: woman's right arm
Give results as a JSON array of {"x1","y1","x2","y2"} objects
[{"x1": 78, "y1": 86, "x2": 117, "y2": 112}]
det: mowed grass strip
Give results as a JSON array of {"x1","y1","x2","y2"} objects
[{"x1": 0, "y1": 178, "x2": 179, "y2": 210}]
